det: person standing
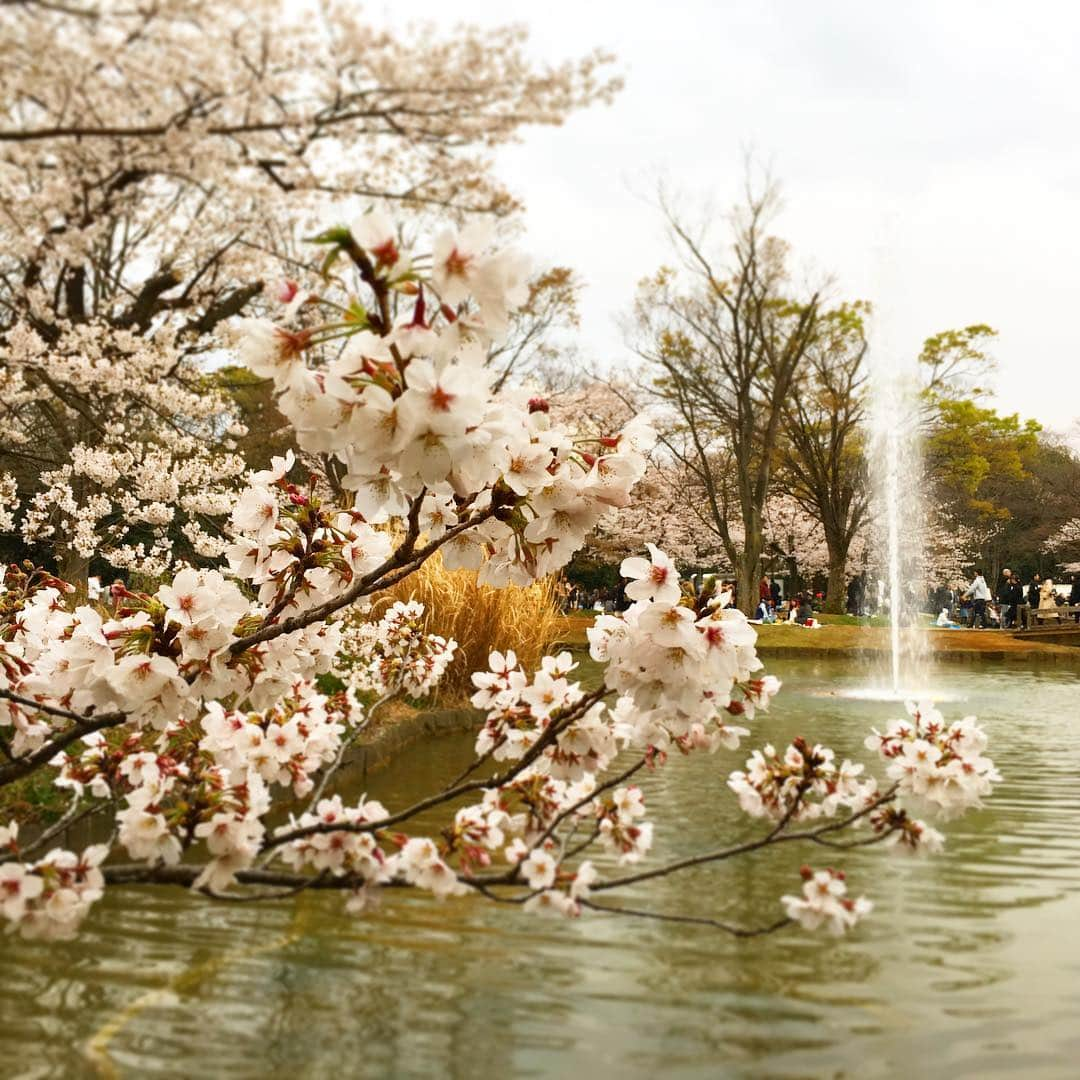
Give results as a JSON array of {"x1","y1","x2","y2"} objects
[
  {"x1": 1040, "y1": 577, "x2": 1057, "y2": 611},
  {"x1": 965, "y1": 569, "x2": 991, "y2": 629},
  {"x1": 996, "y1": 567, "x2": 1013, "y2": 630},
  {"x1": 1006, "y1": 572, "x2": 1025, "y2": 628},
  {"x1": 1027, "y1": 573, "x2": 1042, "y2": 610},
  {"x1": 846, "y1": 575, "x2": 860, "y2": 615},
  {"x1": 770, "y1": 577, "x2": 781, "y2": 607},
  {"x1": 958, "y1": 581, "x2": 972, "y2": 626}
]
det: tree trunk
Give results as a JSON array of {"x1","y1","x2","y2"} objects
[
  {"x1": 785, "y1": 531, "x2": 801, "y2": 597},
  {"x1": 737, "y1": 538, "x2": 763, "y2": 617},
  {"x1": 823, "y1": 531, "x2": 850, "y2": 614},
  {"x1": 825, "y1": 561, "x2": 847, "y2": 615}
]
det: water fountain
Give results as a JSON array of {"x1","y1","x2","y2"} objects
[
  {"x1": 836, "y1": 325, "x2": 962, "y2": 703},
  {"x1": 867, "y1": 351, "x2": 928, "y2": 696}
]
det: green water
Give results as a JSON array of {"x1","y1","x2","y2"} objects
[{"x1": 2, "y1": 658, "x2": 1080, "y2": 1079}]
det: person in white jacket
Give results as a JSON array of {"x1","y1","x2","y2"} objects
[{"x1": 965, "y1": 570, "x2": 990, "y2": 629}]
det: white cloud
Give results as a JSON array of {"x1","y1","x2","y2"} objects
[{"x1": 373, "y1": 0, "x2": 1080, "y2": 431}]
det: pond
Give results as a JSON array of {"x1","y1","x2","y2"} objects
[{"x1": 3, "y1": 658, "x2": 1080, "y2": 1079}]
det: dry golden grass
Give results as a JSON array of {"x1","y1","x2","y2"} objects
[{"x1": 379, "y1": 553, "x2": 563, "y2": 701}]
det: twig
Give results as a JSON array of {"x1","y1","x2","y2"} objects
[
  {"x1": 3, "y1": 795, "x2": 84, "y2": 862},
  {"x1": 194, "y1": 870, "x2": 330, "y2": 903},
  {"x1": 228, "y1": 501, "x2": 494, "y2": 659},
  {"x1": 592, "y1": 784, "x2": 898, "y2": 893},
  {"x1": 0, "y1": 709, "x2": 127, "y2": 788},
  {"x1": 0, "y1": 686, "x2": 119, "y2": 727},
  {"x1": 302, "y1": 686, "x2": 398, "y2": 812},
  {"x1": 532, "y1": 756, "x2": 647, "y2": 857},
  {"x1": 580, "y1": 898, "x2": 793, "y2": 938}
]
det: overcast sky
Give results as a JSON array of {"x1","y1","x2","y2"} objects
[{"x1": 375, "y1": 0, "x2": 1080, "y2": 435}]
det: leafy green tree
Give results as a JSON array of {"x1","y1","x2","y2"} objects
[
  {"x1": 924, "y1": 399, "x2": 1040, "y2": 525},
  {"x1": 919, "y1": 324, "x2": 998, "y2": 407},
  {"x1": 922, "y1": 393, "x2": 1080, "y2": 583}
]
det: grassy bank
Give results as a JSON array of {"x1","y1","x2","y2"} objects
[
  {"x1": 0, "y1": 768, "x2": 65, "y2": 826},
  {"x1": 0, "y1": 699, "x2": 480, "y2": 829},
  {"x1": 553, "y1": 613, "x2": 1080, "y2": 662}
]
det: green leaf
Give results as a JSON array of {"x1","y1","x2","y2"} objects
[
  {"x1": 318, "y1": 247, "x2": 342, "y2": 279},
  {"x1": 306, "y1": 225, "x2": 352, "y2": 247}
]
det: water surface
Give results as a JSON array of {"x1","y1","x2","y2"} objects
[{"x1": 2, "y1": 659, "x2": 1079, "y2": 1079}]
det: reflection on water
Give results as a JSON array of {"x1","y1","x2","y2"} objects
[{"x1": 3, "y1": 660, "x2": 1080, "y2": 1079}]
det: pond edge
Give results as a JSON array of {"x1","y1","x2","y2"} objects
[{"x1": 343, "y1": 705, "x2": 482, "y2": 779}]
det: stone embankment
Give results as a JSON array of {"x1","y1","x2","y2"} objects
[{"x1": 343, "y1": 704, "x2": 481, "y2": 778}]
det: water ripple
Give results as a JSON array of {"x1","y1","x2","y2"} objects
[{"x1": 2, "y1": 660, "x2": 1080, "y2": 1078}]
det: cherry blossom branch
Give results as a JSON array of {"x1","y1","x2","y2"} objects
[
  {"x1": 193, "y1": 871, "x2": 331, "y2": 903},
  {"x1": 579, "y1": 899, "x2": 793, "y2": 938},
  {"x1": 228, "y1": 503, "x2": 495, "y2": 658},
  {"x1": 0, "y1": 507, "x2": 492, "y2": 792},
  {"x1": 592, "y1": 784, "x2": 898, "y2": 893},
  {"x1": 101, "y1": 864, "x2": 405, "y2": 890},
  {"x1": 442, "y1": 745, "x2": 494, "y2": 792},
  {"x1": 563, "y1": 824, "x2": 603, "y2": 861},
  {"x1": 484, "y1": 755, "x2": 649, "y2": 887},
  {"x1": 262, "y1": 686, "x2": 609, "y2": 853},
  {"x1": 3, "y1": 797, "x2": 113, "y2": 865},
  {"x1": 0, "y1": 710, "x2": 127, "y2": 788},
  {"x1": 0, "y1": 685, "x2": 115, "y2": 727}
]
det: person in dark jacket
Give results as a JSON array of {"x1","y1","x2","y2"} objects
[
  {"x1": 1005, "y1": 573, "x2": 1025, "y2": 627},
  {"x1": 846, "y1": 575, "x2": 861, "y2": 615},
  {"x1": 1070, "y1": 574, "x2": 1080, "y2": 622},
  {"x1": 1027, "y1": 573, "x2": 1042, "y2": 610},
  {"x1": 996, "y1": 567, "x2": 1013, "y2": 629},
  {"x1": 796, "y1": 592, "x2": 814, "y2": 625},
  {"x1": 769, "y1": 578, "x2": 781, "y2": 606}
]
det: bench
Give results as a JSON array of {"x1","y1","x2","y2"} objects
[{"x1": 1016, "y1": 603, "x2": 1080, "y2": 630}]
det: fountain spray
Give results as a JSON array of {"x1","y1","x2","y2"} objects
[{"x1": 865, "y1": 334, "x2": 930, "y2": 698}]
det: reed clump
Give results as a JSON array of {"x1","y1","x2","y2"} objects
[{"x1": 380, "y1": 553, "x2": 563, "y2": 701}]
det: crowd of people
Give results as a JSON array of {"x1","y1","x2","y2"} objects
[
  {"x1": 752, "y1": 576, "x2": 821, "y2": 625},
  {"x1": 563, "y1": 574, "x2": 824, "y2": 626},
  {"x1": 937, "y1": 569, "x2": 1080, "y2": 629},
  {"x1": 564, "y1": 565, "x2": 1080, "y2": 632}
]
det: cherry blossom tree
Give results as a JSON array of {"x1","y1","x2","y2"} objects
[
  {"x1": 550, "y1": 384, "x2": 861, "y2": 589},
  {"x1": 900, "y1": 514, "x2": 978, "y2": 593},
  {"x1": 762, "y1": 494, "x2": 833, "y2": 586},
  {"x1": 550, "y1": 382, "x2": 727, "y2": 567},
  {"x1": 0, "y1": 0, "x2": 617, "y2": 579},
  {"x1": 0, "y1": 323, "x2": 248, "y2": 581},
  {"x1": 1043, "y1": 518, "x2": 1080, "y2": 561},
  {"x1": 0, "y1": 217, "x2": 998, "y2": 943}
]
